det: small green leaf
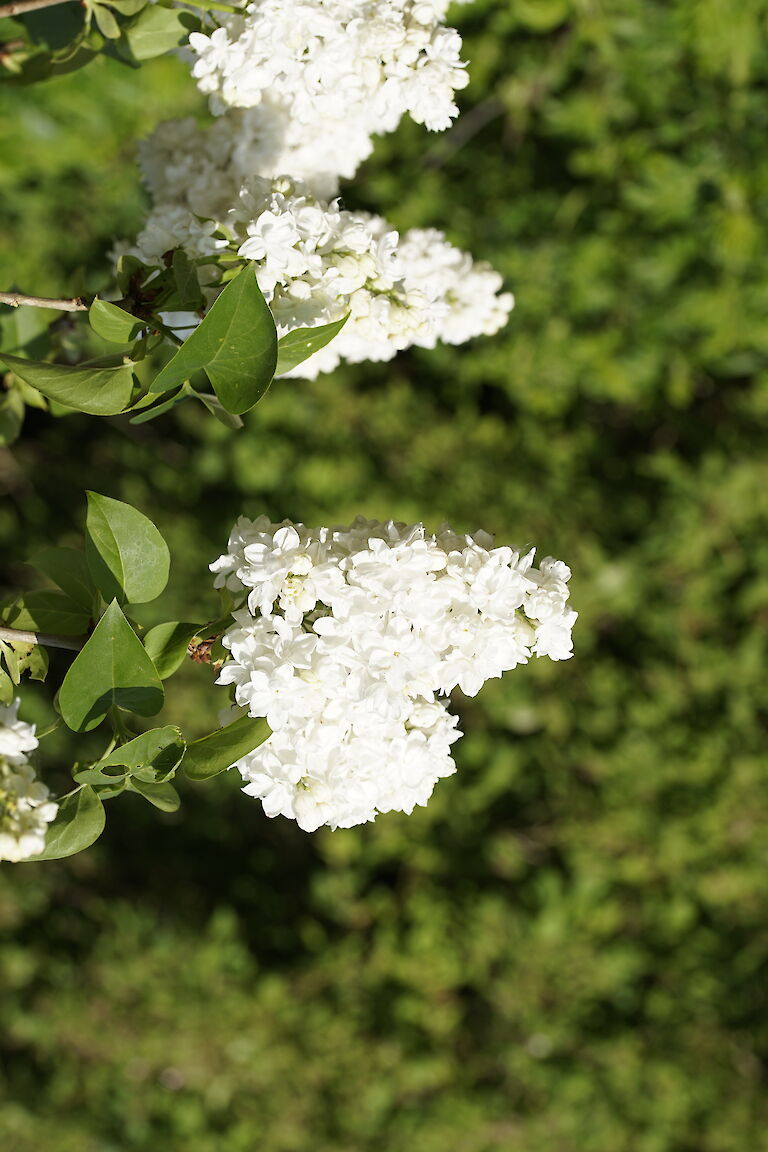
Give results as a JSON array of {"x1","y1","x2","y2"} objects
[
  {"x1": 85, "y1": 492, "x2": 170, "y2": 605},
  {"x1": 58, "y1": 600, "x2": 164, "y2": 732},
  {"x1": 143, "y1": 622, "x2": 201, "y2": 679},
  {"x1": 93, "y1": 2, "x2": 121, "y2": 38},
  {"x1": 0, "y1": 638, "x2": 48, "y2": 686},
  {"x1": 3, "y1": 590, "x2": 90, "y2": 635},
  {"x1": 123, "y1": 5, "x2": 190, "y2": 59},
  {"x1": 0, "y1": 641, "x2": 22, "y2": 685},
  {"x1": 96, "y1": 725, "x2": 185, "y2": 780},
  {"x1": 89, "y1": 298, "x2": 143, "y2": 344},
  {"x1": 184, "y1": 714, "x2": 271, "y2": 781},
  {"x1": 0, "y1": 666, "x2": 14, "y2": 706},
  {"x1": 30, "y1": 547, "x2": 94, "y2": 610},
  {"x1": 128, "y1": 778, "x2": 181, "y2": 812},
  {"x1": 31, "y1": 786, "x2": 105, "y2": 862},
  {"x1": 0, "y1": 353, "x2": 135, "y2": 416},
  {"x1": 16, "y1": 640, "x2": 49, "y2": 684},
  {"x1": 148, "y1": 265, "x2": 277, "y2": 414},
  {"x1": 275, "y1": 315, "x2": 349, "y2": 375}
]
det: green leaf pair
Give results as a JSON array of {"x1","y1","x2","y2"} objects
[{"x1": 55, "y1": 493, "x2": 170, "y2": 732}]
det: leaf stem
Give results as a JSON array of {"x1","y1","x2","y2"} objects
[
  {"x1": 0, "y1": 291, "x2": 89, "y2": 313},
  {"x1": 0, "y1": 625, "x2": 85, "y2": 652}
]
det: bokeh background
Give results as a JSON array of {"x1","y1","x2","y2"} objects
[{"x1": 2, "y1": 1, "x2": 768, "y2": 1148}]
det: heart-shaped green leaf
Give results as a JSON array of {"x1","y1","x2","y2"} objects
[
  {"x1": 85, "y1": 492, "x2": 170, "y2": 605},
  {"x1": 58, "y1": 600, "x2": 164, "y2": 732},
  {"x1": 89, "y1": 298, "x2": 143, "y2": 344},
  {"x1": 148, "y1": 265, "x2": 277, "y2": 414}
]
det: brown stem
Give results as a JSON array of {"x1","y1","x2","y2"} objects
[
  {"x1": 0, "y1": 0, "x2": 78, "y2": 16},
  {"x1": 0, "y1": 291, "x2": 89, "y2": 313},
  {"x1": 0, "y1": 625, "x2": 85, "y2": 652}
]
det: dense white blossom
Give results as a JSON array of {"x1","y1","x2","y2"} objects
[
  {"x1": 187, "y1": 0, "x2": 470, "y2": 186},
  {"x1": 124, "y1": 131, "x2": 514, "y2": 377},
  {"x1": 211, "y1": 516, "x2": 576, "y2": 832},
  {"x1": 0, "y1": 700, "x2": 57, "y2": 863}
]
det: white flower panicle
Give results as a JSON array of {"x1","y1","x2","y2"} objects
[
  {"x1": 0, "y1": 699, "x2": 57, "y2": 863},
  {"x1": 126, "y1": 128, "x2": 514, "y2": 378},
  {"x1": 187, "y1": 0, "x2": 470, "y2": 184},
  {"x1": 211, "y1": 516, "x2": 576, "y2": 832}
]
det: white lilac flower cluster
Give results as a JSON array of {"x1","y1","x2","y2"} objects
[
  {"x1": 211, "y1": 516, "x2": 576, "y2": 832},
  {"x1": 0, "y1": 699, "x2": 57, "y2": 863},
  {"x1": 187, "y1": 0, "x2": 470, "y2": 185},
  {"x1": 128, "y1": 122, "x2": 513, "y2": 378}
]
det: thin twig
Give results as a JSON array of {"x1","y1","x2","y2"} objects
[
  {"x1": 0, "y1": 0, "x2": 77, "y2": 16},
  {"x1": 0, "y1": 625, "x2": 85, "y2": 652},
  {"x1": 0, "y1": 291, "x2": 89, "y2": 313}
]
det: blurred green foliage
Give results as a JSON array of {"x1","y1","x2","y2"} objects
[{"x1": 2, "y1": 0, "x2": 768, "y2": 1148}]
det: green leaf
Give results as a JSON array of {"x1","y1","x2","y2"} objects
[
  {"x1": 184, "y1": 714, "x2": 271, "y2": 781},
  {"x1": 58, "y1": 600, "x2": 164, "y2": 732},
  {"x1": 31, "y1": 786, "x2": 105, "y2": 862},
  {"x1": 128, "y1": 778, "x2": 181, "y2": 812},
  {"x1": 89, "y1": 299, "x2": 143, "y2": 344},
  {"x1": 30, "y1": 547, "x2": 94, "y2": 610},
  {"x1": 275, "y1": 315, "x2": 349, "y2": 375},
  {"x1": 0, "y1": 666, "x2": 13, "y2": 706},
  {"x1": 16, "y1": 640, "x2": 49, "y2": 684},
  {"x1": 171, "y1": 249, "x2": 204, "y2": 310},
  {"x1": 0, "y1": 638, "x2": 48, "y2": 686},
  {"x1": 143, "y1": 621, "x2": 201, "y2": 679},
  {"x1": 0, "y1": 388, "x2": 24, "y2": 447},
  {"x1": 93, "y1": 2, "x2": 121, "y2": 38},
  {"x1": 0, "y1": 641, "x2": 22, "y2": 686},
  {"x1": 123, "y1": 5, "x2": 191, "y2": 59},
  {"x1": 96, "y1": 725, "x2": 185, "y2": 780},
  {"x1": 3, "y1": 590, "x2": 90, "y2": 636},
  {"x1": 85, "y1": 492, "x2": 170, "y2": 605},
  {"x1": 0, "y1": 353, "x2": 135, "y2": 416},
  {"x1": 148, "y1": 266, "x2": 277, "y2": 415}
]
